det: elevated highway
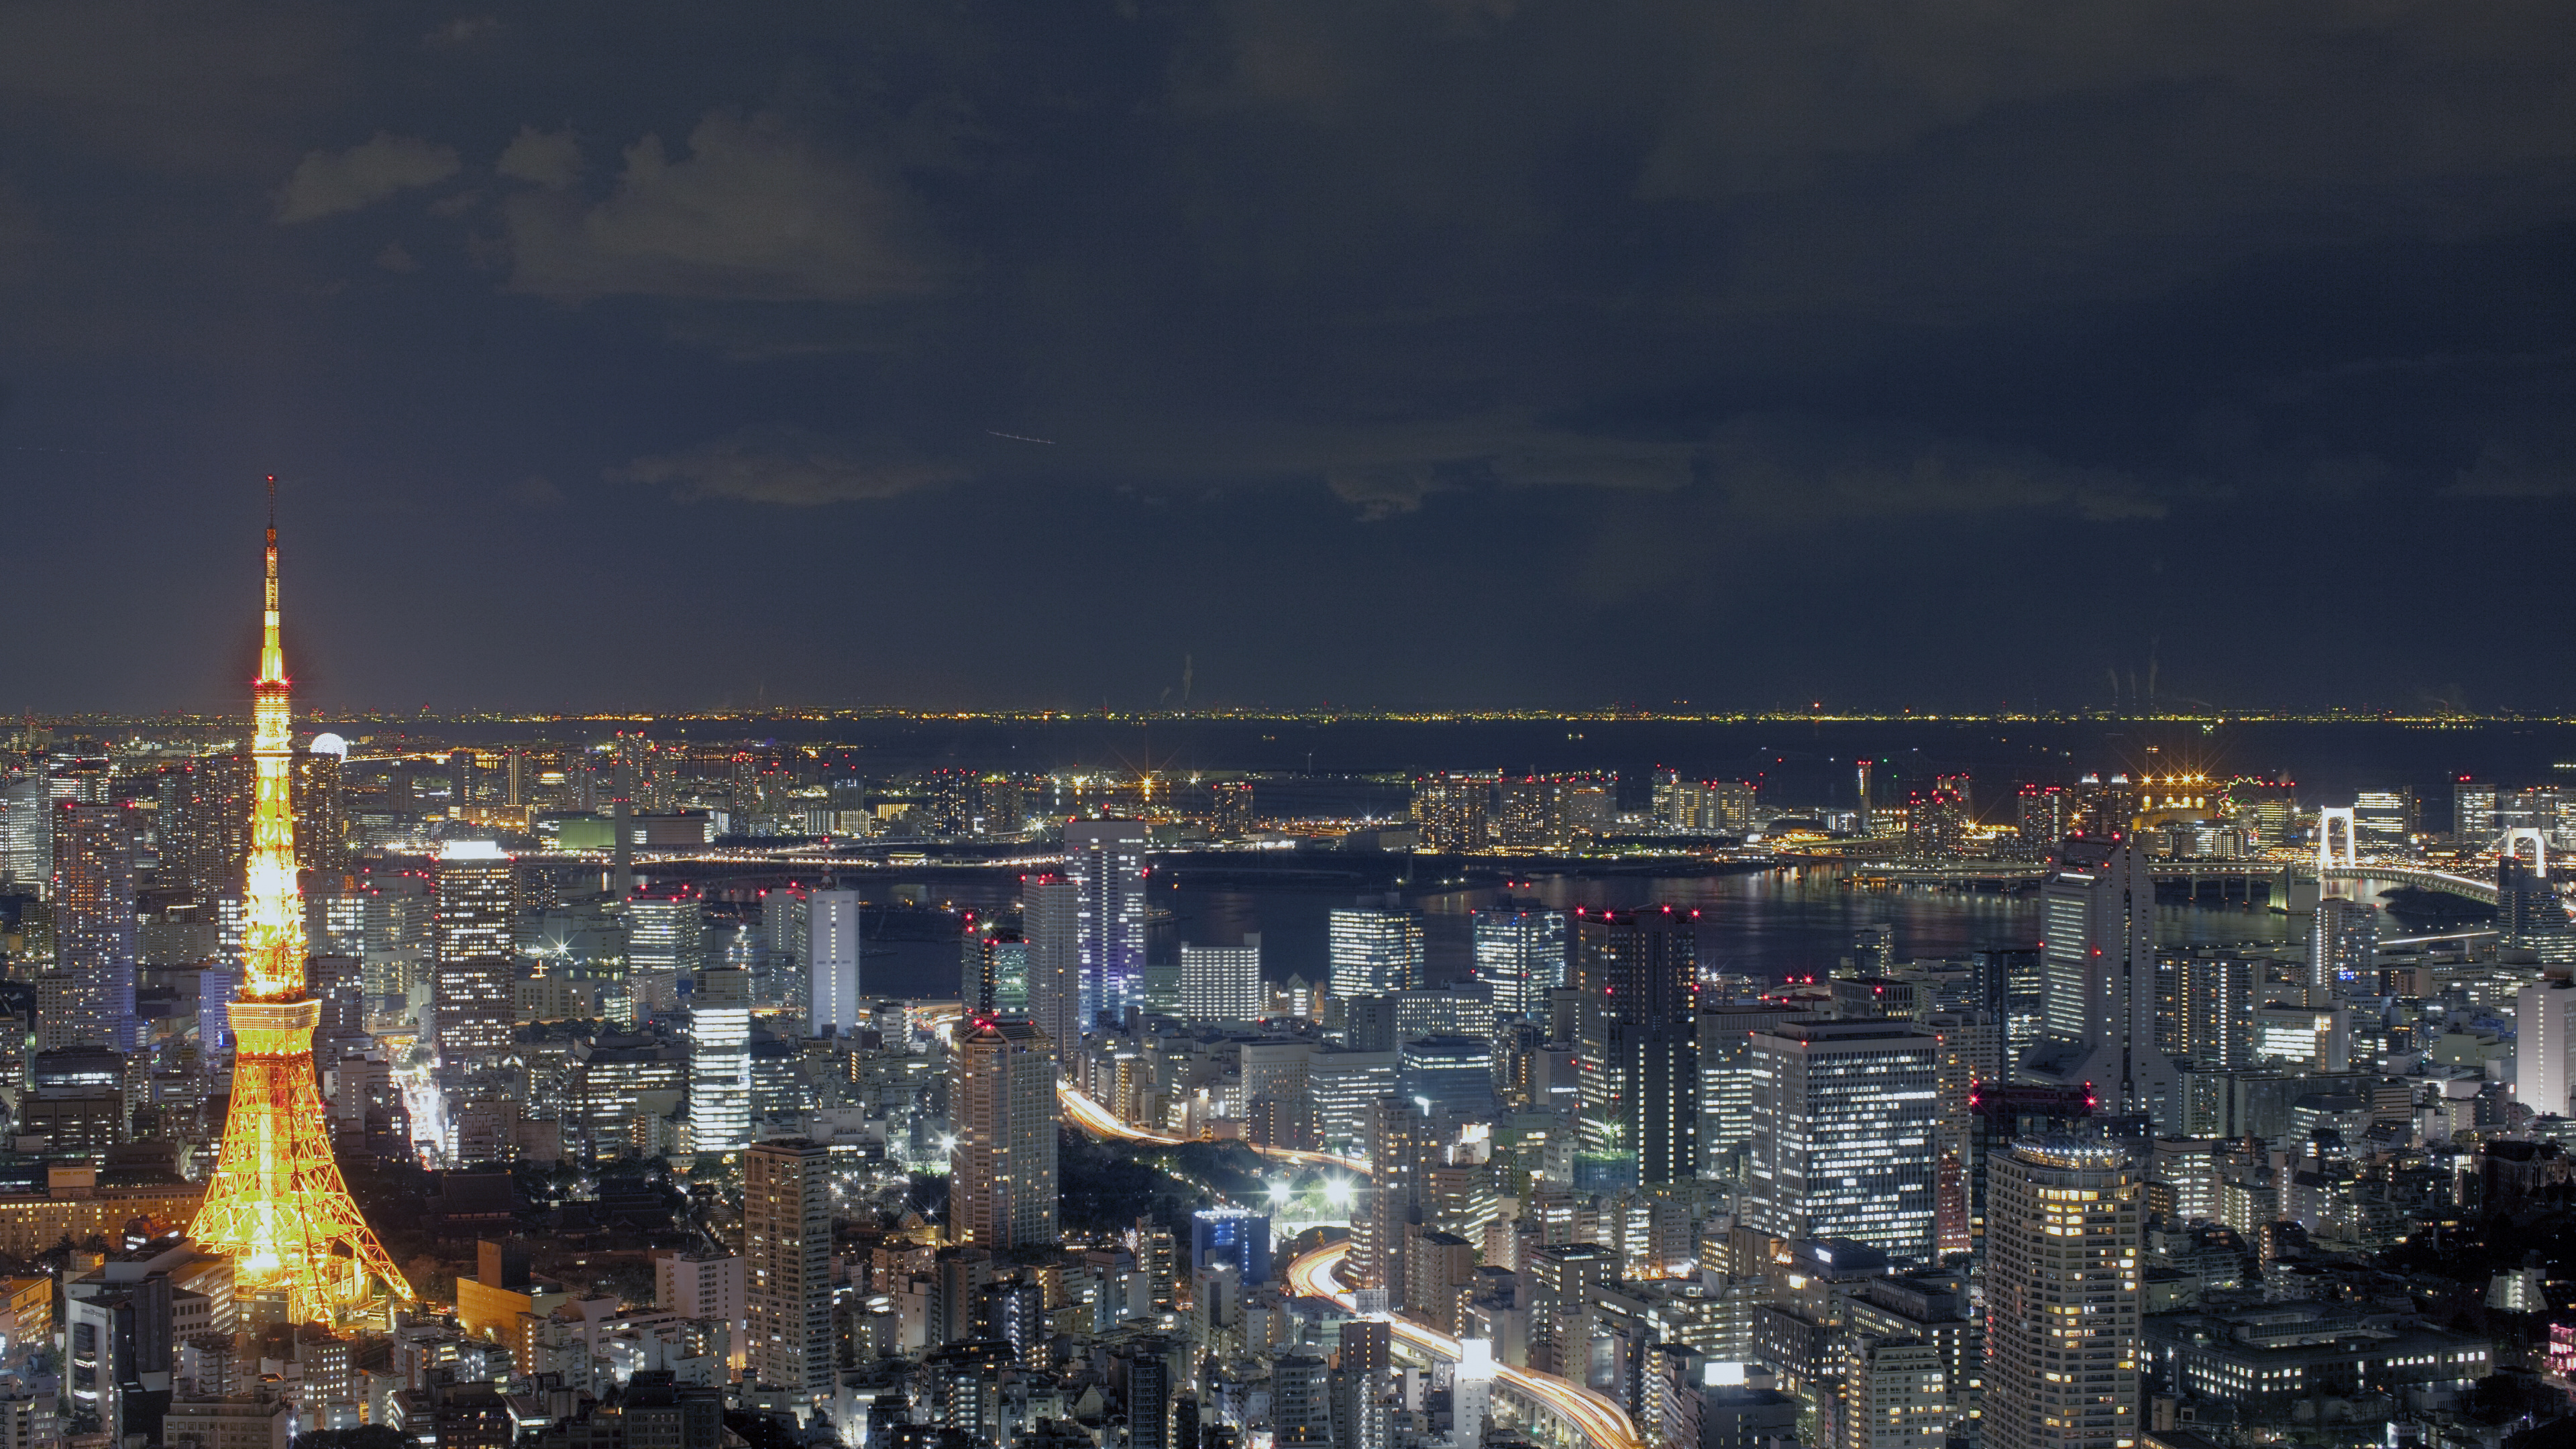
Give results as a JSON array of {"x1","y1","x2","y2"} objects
[
  {"x1": 1059, "y1": 1084, "x2": 1639, "y2": 1449},
  {"x1": 1285, "y1": 1241, "x2": 1645, "y2": 1449}
]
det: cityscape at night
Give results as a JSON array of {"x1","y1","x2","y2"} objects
[{"x1": 0, "y1": 9, "x2": 2573, "y2": 1449}]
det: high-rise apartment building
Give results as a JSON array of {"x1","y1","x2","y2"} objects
[
  {"x1": 806, "y1": 887, "x2": 859, "y2": 1035},
  {"x1": 1744, "y1": 1020, "x2": 1939, "y2": 1254},
  {"x1": 1024, "y1": 875, "x2": 1083, "y2": 1060},
  {"x1": 688, "y1": 967, "x2": 751, "y2": 1155},
  {"x1": 1472, "y1": 906, "x2": 1565, "y2": 1018},
  {"x1": 1411, "y1": 775, "x2": 1491, "y2": 853},
  {"x1": 2023, "y1": 839, "x2": 2178, "y2": 1130},
  {"x1": 1983, "y1": 1140, "x2": 2141, "y2": 1449},
  {"x1": 1065, "y1": 820, "x2": 1148, "y2": 1026},
  {"x1": 1179, "y1": 938, "x2": 1264, "y2": 1023},
  {"x1": 49, "y1": 804, "x2": 138, "y2": 1052},
  {"x1": 163, "y1": 755, "x2": 252, "y2": 905},
  {"x1": 743, "y1": 1139, "x2": 835, "y2": 1400},
  {"x1": 432, "y1": 842, "x2": 517, "y2": 1073},
  {"x1": 951, "y1": 1019, "x2": 1059, "y2": 1250},
  {"x1": 292, "y1": 748, "x2": 348, "y2": 875},
  {"x1": 2309, "y1": 897, "x2": 2378, "y2": 996},
  {"x1": 1330, "y1": 907, "x2": 1424, "y2": 999}
]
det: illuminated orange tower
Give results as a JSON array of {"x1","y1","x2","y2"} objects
[{"x1": 190, "y1": 482, "x2": 413, "y2": 1324}]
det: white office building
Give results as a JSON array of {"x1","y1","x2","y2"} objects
[
  {"x1": 1744, "y1": 1020, "x2": 1939, "y2": 1255},
  {"x1": 1179, "y1": 937, "x2": 1264, "y2": 1024},
  {"x1": 689, "y1": 967, "x2": 753, "y2": 1155},
  {"x1": 1472, "y1": 906, "x2": 1564, "y2": 1017},
  {"x1": 807, "y1": 888, "x2": 859, "y2": 1035},
  {"x1": 1065, "y1": 820, "x2": 1148, "y2": 1025},
  {"x1": 2522, "y1": 979, "x2": 2576, "y2": 1120}
]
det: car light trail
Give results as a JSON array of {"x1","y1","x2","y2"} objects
[{"x1": 1283, "y1": 1241, "x2": 1643, "y2": 1449}]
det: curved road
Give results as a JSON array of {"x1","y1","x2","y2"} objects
[
  {"x1": 1286, "y1": 1240, "x2": 1644, "y2": 1449},
  {"x1": 1057, "y1": 1080, "x2": 1641, "y2": 1449}
]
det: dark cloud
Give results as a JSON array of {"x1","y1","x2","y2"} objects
[
  {"x1": 612, "y1": 425, "x2": 965, "y2": 506},
  {"x1": 0, "y1": 0, "x2": 2566, "y2": 711}
]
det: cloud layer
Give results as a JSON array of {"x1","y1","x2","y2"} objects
[{"x1": 0, "y1": 0, "x2": 2566, "y2": 710}]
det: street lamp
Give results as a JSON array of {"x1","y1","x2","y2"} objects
[
  {"x1": 1267, "y1": 1180, "x2": 1292, "y2": 1205},
  {"x1": 1324, "y1": 1177, "x2": 1354, "y2": 1209}
]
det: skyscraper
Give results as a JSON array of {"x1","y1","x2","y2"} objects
[
  {"x1": 1328, "y1": 907, "x2": 1424, "y2": 999},
  {"x1": 2021, "y1": 839, "x2": 2178, "y2": 1130},
  {"x1": 743, "y1": 1139, "x2": 835, "y2": 1400},
  {"x1": 1983, "y1": 1139, "x2": 2141, "y2": 1449},
  {"x1": 2518, "y1": 979, "x2": 2576, "y2": 1120},
  {"x1": 431, "y1": 841, "x2": 517, "y2": 1073},
  {"x1": 2309, "y1": 896, "x2": 2377, "y2": 996},
  {"x1": 806, "y1": 886, "x2": 859, "y2": 1034},
  {"x1": 1572, "y1": 909, "x2": 1699, "y2": 1187},
  {"x1": 1064, "y1": 820, "x2": 1148, "y2": 1026},
  {"x1": 50, "y1": 803, "x2": 137, "y2": 1052},
  {"x1": 1179, "y1": 938, "x2": 1264, "y2": 1023},
  {"x1": 1744, "y1": 1020, "x2": 1939, "y2": 1254},
  {"x1": 1472, "y1": 905, "x2": 1565, "y2": 1018},
  {"x1": 951, "y1": 1018, "x2": 1059, "y2": 1250},
  {"x1": 1024, "y1": 875, "x2": 1083, "y2": 1061},
  {"x1": 688, "y1": 967, "x2": 751, "y2": 1155},
  {"x1": 1, "y1": 773, "x2": 52, "y2": 893},
  {"x1": 627, "y1": 886, "x2": 706, "y2": 1020}
]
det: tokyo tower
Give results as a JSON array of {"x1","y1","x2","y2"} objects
[{"x1": 189, "y1": 482, "x2": 413, "y2": 1324}]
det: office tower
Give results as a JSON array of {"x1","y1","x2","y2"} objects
[
  {"x1": 2351, "y1": 790, "x2": 2415, "y2": 851},
  {"x1": 1330, "y1": 906, "x2": 1424, "y2": 998},
  {"x1": 951, "y1": 1019, "x2": 1059, "y2": 1250},
  {"x1": 1983, "y1": 1140, "x2": 2141, "y2": 1449},
  {"x1": 2310, "y1": 897, "x2": 2377, "y2": 995},
  {"x1": 1190, "y1": 1206, "x2": 1273, "y2": 1285},
  {"x1": 1024, "y1": 875, "x2": 1083, "y2": 1061},
  {"x1": 1065, "y1": 819, "x2": 1148, "y2": 1026},
  {"x1": 1744, "y1": 1020, "x2": 1939, "y2": 1254},
  {"x1": 1179, "y1": 937, "x2": 1263, "y2": 1023},
  {"x1": 432, "y1": 841, "x2": 517, "y2": 1072},
  {"x1": 2021, "y1": 839, "x2": 2178, "y2": 1130},
  {"x1": 190, "y1": 493, "x2": 412, "y2": 1323},
  {"x1": 743, "y1": 1140, "x2": 835, "y2": 1400},
  {"x1": 1840, "y1": 1337, "x2": 1951, "y2": 1449},
  {"x1": 292, "y1": 747, "x2": 347, "y2": 875},
  {"x1": 2455, "y1": 780, "x2": 2500, "y2": 845},
  {"x1": 1472, "y1": 905, "x2": 1566, "y2": 1018},
  {"x1": 50, "y1": 804, "x2": 138, "y2": 1052},
  {"x1": 2155, "y1": 951, "x2": 2253, "y2": 1069},
  {"x1": 447, "y1": 750, "x2": 477, "y2": 818},
  {"x1": 1573, "y1": 909, "x2": 1699, "y2": 1187},
  {"x1": 2519, "y1": 980, "x2": 2576, "y2": 1120},
  {"x1": 1527, "y1": 1242, "x2": 1619, "y2": 1377},
  {"x1": 1400, "y1": 1036, "x2": 1498, "y2": 1117},
  {"x1": 805, "y1": 887, "x2": 859, "y2": 1034},
  {"x1": 1354, "y1": 1095, "x2": 1436, "y2": 1300},
  {"x1": 1308, "y1": 1049, "x2": 1399, "y2": 1157},
  {"x1": 627, "y1": 887, "x2": 706, "y2": 1018},
  {"x1": 688, "y1": 968, "x2": 751, "y2": 1155},
  {"x1": 0, "y1": 773, "x2": 50, "y2": 890}
]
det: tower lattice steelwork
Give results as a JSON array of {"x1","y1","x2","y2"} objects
[{"x1": 189, "y1": 483, "x2": 413, "y2": 1324}]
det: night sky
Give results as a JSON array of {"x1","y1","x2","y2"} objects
[{"x1": 1, "y1": 2, "x2": 2569, "y2": 715}]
